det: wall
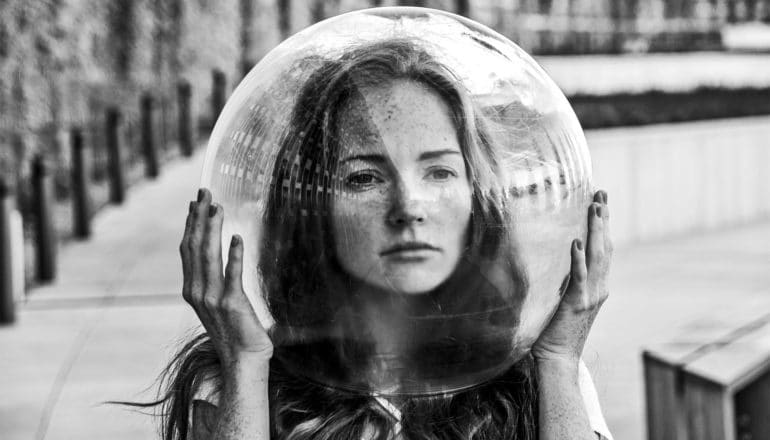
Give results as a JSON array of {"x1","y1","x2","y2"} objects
[
  {"x1": 587, "y1": 116, "x2": 770, "y2": 247},
  {"x1": 0, "y1": 0, "x2": 249, "y2": 195}
]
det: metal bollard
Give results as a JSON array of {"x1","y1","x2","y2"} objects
[
  {"x1": 105, "y1": 107, "x2": 126, "y2": 204},
  {"x1": 455, "y1": 0, "x2": 470, "y2": 16},
  {"x1": 0, "y1": 176, "x2": 16, "y2": 324},
  {"x1": 141, "y1": 93, "x2": 160, "y2": 178},
  {"x1": 240, "y1": 59, "x2": 254, "y2": 81},
  {"x1": 211, "y1": 69, "x2": 227, "y2": 126},
  {"x1": 70, "y1": 128, "x2": 91, "y2": 239},
  {"x1": 32, "y1": 156, "x2": 57, "y2": 282},
  {"x1": 177, "y1": 81, "x2": 194, "y2": 157}
]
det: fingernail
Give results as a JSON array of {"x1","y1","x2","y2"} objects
[
  {"x1": 231, "y1": 235, "x2": 240, "y2": 246},
  {"x1": 189, "y1": 201, "x2": 194, "y2": 213},
  {"x1": 576, "y1": 239, "x2": 583, "y2": 250},
  {"x1": 596, "y1": 205, "x2": 602, "y2": 217},
  {"x1": 602, "y1": 191, "x2": 608, "y2": 204},
  {"x1": 197, "y1": 188, "x2": 204, "y2": 202},
  {"x1": 208, "y1": 204, "x2": 217, "y2": 217}
]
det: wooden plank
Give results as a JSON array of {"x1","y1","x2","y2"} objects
[
  {"x1": 643, "y1": 352, "x2": 685, "y2": 440},
  {"x1": 682, "y1": 375, "x2": 729, "y2": 440},
  {"x1": 733, "y1": 368, "x2": 770, "y2": 440},
  {"x1": 683, "y1": 317, "x2": 770, "y2": 390}
]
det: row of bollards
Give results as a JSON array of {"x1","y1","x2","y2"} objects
[{"x1": 0, "y1": 71, "x2": 228, "y2": 325}]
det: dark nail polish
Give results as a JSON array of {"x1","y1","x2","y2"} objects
[
  {"x1": 231, "y1": 235, "x2": 239, "y2": 246},
  {"x1": 197, "y1": 189, "x2": 204, "y2": 202},
  {"x1": 209, "y1": 204, "x2": 217, "y2": 217},
  {"x1": 189, "y1": 201, "x2": 194, "y2": 213},
  {"x1": 576, "y1": 239, "x2": 583, "y2": 250},
  {"x1": 602, "y1": 191, "x2": 608, "y2": 204}
]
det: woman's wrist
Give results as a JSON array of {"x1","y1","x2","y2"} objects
[
  {"x1": 222, "y1": 355, "x2": 271, "y2": 389},
  {"x1": 214, "y1": 353, "x2": 271, "y2": 440},
  {"x1": 534, "y1": 355, "x2": 580, "y2": 379},
  {"x1": 536, "y1": 355, "x2": 595, "y2": 440}
]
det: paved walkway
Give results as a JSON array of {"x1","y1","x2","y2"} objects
[
  {"x1": 0, "y1": 149, "x2": 204, "y2": 440},
  {"x1": 1, "y1": 134, "x2": 769, "y2": 439}
]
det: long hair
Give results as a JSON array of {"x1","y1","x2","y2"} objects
[{"x1": 153, "y1": 40, "x2": 537, "y2": 440}]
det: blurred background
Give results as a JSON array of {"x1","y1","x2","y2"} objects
[{"x1": 1, "y1": 1, "x2": 769, "y2": 440}]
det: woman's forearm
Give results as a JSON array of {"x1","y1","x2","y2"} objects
[
  {"x1": 213, "y1": 357, "x2": 271, "y2": 440},
  {"x1": 537, "y1": 357, "x2": 596, "y2": 440}
]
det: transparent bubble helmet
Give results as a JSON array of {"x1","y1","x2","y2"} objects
[{"x1": 201, "y1": 7, "x2": 592, "y2": 396}]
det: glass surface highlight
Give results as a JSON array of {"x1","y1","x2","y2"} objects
[{"x1": 201, "y1": 7, "x2": 592, "y2": 396}]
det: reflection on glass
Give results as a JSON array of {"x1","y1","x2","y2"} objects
[{"x1": 202, "y1": 8, "x2": 592, "y2": 396}]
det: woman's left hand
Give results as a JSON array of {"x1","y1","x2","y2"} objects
[{"x1": 532, "y1": 190, "x2": 612, "y2": 365}]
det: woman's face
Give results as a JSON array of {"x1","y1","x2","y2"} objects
[{"x1": 331, "y1": 79, "x2": 472, "y2": 294}]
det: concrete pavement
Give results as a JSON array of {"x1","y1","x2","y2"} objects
[
  {"x1": 0, "y1": 148, "x2": 204, "y2": 440},
  {"x1": 1, "y1": 130, "x2": 769, "y2": 439},
  {"x1": 582, "y1": 220, "x2": 770, "y2": 440}
]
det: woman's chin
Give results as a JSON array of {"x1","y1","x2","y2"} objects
[{"x1": 370, "y1": 275, "x2": 445, "y2": 296}]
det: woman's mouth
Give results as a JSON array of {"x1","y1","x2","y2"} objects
[{"x1": 380, "y1": 241, "x2": 440, "y2": 259}]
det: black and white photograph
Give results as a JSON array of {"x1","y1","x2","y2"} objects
[{"x1": 1, "y1": 1, "x2": 769, "y2": 439}]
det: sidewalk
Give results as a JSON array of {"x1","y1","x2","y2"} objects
[
  {"x1": 583, "y1": 220, "x2": 770, "y2": 440},
  {"x1": 1, "y1": 137, "x2": 769, "y2": 440},
  {"x1": 0, "y1": 149, "x2": 206, "y2": 440}
]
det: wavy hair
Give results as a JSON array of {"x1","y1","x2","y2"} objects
[{"x1": 150, "y1": 39, "x2": 537, "y2": 440}]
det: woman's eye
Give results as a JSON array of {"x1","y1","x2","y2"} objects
[
  {"x1": 428, "y1": 168, "x2": 456, "y2": 181},
  {"x1": 346, "y1": 172, "x2": 381, "y2": 188}
]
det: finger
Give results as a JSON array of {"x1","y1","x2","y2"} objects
[
  {"x1": 203, "y1": 203, "x2": 225, "y2": 299},
  {"x1": 599, "y1": 194, "x2": 612, "y2": 254},
  {"x1": 180, "y1": 201, "x2": 195, "y2": 304},
  {"x1": 593, "y1": 190, "x2": 604, "y2": 204},
  {"x1": 585, "y1": 202, "x2": 605, "y2": 271},
  {"x1": 224, "y1": 234, "x2": 245, "y2": 297},
  {"x1": 566, "y1": 239, "x2": 588, "y2": 303},
  {"x1": 188, "y1": 188, "x2": 211, "y2": 305}
]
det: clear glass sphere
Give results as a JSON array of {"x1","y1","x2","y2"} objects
[{"x1": 201, "y1": 7, "x2": 592, "y2": 396}]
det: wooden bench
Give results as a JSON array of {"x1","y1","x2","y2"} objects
[{"x1": 643, "y1": 314, "x2": 770, "y2": 440}]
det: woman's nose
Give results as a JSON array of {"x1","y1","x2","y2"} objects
[{"x1": 386, "y1": 179, "x2": 427, "y2": 227}]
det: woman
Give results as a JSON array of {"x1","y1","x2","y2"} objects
[
  {"x1": 165, "y1": 40, "x2": 613, "y2": 440},
  {"x1": 260, "y1": 40, "x2": 531, "y2": 396}
]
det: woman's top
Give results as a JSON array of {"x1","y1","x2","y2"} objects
[{"x1": 192, "y1": 359, "x2": 613, "y2": 440}]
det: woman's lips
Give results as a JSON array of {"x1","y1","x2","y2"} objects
[{"x1": 380, "y1": 242, "x2": 440, "y2": 258}]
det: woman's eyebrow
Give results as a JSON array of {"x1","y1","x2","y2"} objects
[
  {"x1": 340, "y1": 149, "x2": 461, "y2": 164},
  {"x1": 419, "y1": 149, "x2": 462, "y2": 161},
  {"x1": 339, "y1": 153, "x2": 387, "y2": 164}
]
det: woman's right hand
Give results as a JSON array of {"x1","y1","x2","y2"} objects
[{"x1": 180, "y1": 188, "x2": 273, "y2": 368}]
